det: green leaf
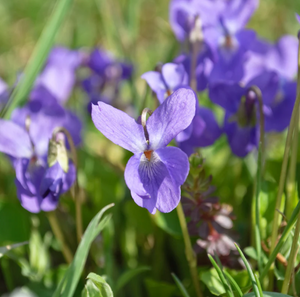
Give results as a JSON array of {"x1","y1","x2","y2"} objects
[
  {"x1": 171, "y1": 273, "x2": 190, "y2": 297},
  {"x1": 243, "y1": 292, "x2": 293, "y2": 297},
  {"x1": 144, "y1": 279, "x2": 177, "y2": 297},
  {"x1": 115, "y1": 266, "x2": 150, "y2": 293},
  {"x1": 207, "y1": 255, "x2": 233, "y2": 297},
  {"x1": 234, "y1": 243, "x2": 261, "y2": 297},
  {"x1": 1, "y1": 0, "x2": 73, "y2": 119},
  {"x1": 0, "y1": 241, "x2": 28, "y2": 258},
  {"x1": 200, "y1": 268, "x2": 225, "y2": 296},
  {"x1": 153, "y1": 210, "x2": 182, "y2": 237},
  {"x1": 82, "y1": 273, "x2": 113, "y2": 297},
  {"x1": 52, "y1": 204, "x2": 114, "y2": 297}
]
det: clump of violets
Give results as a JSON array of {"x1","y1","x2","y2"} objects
[
  {"x1": 168, "y1": 0, "x2": 298, "y2": 157},
  {"x1": 92, "y1": 87, "x2": 196, "y2": 213},
  {"x1": 0, "y1": 84, "x2": 82, "y2": 213},
  {"x1": 182, "y1": 154, "x2": 237, "y2": 260}
]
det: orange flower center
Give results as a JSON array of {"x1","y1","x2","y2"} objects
[{"x1": 144, "y1": 150, "x2": 153, "y2": 161}]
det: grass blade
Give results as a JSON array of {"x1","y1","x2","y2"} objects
[
  {"x1": 207, "y1": 254, "x2": 234, "y2": 297},
  {"x1": 223, "y1": 271, "x2": 243, "y2": 297},
  {"x1": 1, "y1": 0, "x2": 73, "y2": 119},
  {"x1": 260, "y1": 200, "x2": 300, "y2": 280},
  {"x1": 171, "y1": 273, "x2": 191, "y2": 297},
  {"x1": 52, "y1": 203, "x2": 114, "y2": 297},
  {"x1": 234, "y1": 243, "x2": 261, "y2": 297}
]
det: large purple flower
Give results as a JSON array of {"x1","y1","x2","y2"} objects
[
  {"x1": 92, "y1": 88, "x2": 196, "y2": 213},
  {"x1": 141, "y1": 63, "x2": 188, "y2": 103}
]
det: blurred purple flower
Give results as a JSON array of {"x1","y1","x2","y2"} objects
[
  {"x1": 0, "y1": 91, "x2": 81, "y2": 212},
  {"x1": 174, "y1": 44, "x2": 214, "y2": 91},
  {"x1": 142, "y1": 63, "x2": 188, "y2": 103},
  {"x1": 0, "y1": 118, "x2": 77, "y2": 213},
  {"x1": 297, "y1": 13, "x2": 300, "y2": 24},
  {"x1": 203, "y1": 0, "x2": 258, "y2": 57},
  {"x1": 209, "y1": 71, "x2": 296, "y2": 157},
  {"x1": 244, "y1": 35, "x2": 298, "y2": 82},
  {"x1": 35, "y1": 46, "x2": 84, "y2": 104},
  {"x1": 92, "y1": 88, "x2": 196, "y2": 213},
  {"x1": 169, "y1": 0, "x2": 224, "y2": 42},
  {"x1": 88, "y1": 48, "x2": 133, "y2": 81},
  {"x1": 177, "y1": 106, "x2": 222, "y2": 156}
]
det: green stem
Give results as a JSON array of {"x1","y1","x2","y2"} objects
[
  {"x1": 281, "y1": 212, "x2": 300, "y2": 294},
  {"x1": 260, "y1": 200, "x2": 300, "y2": 280},
  {"x1": 47, "y1": 211, "x2": 73, "y2": 264},
  {"x1": 281, "y1": 34, "x2": 300, "y2": 295},
  {"x1": 249, "y1": 85, "x2": 265, "y2": 275},
  {"x1": 176, "y1": 202, "x2": 203, "y2": 297},
  {"x1": 269, "y1": 34, "x2": 300, "y2": 282}
]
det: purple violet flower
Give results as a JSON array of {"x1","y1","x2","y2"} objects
[
  {"x1": 177, "y1": 106, "x2": 222, "y2": 156},
  {"x1": 0, "y1": 91, "x2": 81, "y2": 212},
  {"x1": 203, "y1": 0, "x2": 258, "y2": 57},
  {"x1": 209, "y1": 70, "x2": 296, "y2": 157},
  {"x1": 35, "y1": 46, "x2": 84, "y2": 104},
  {"x1": 0, "y1": 119, "x2": 76, "y2": 213},
  {"x1": 169, "y1": 0, "x2": 224, "y2": 42},
  {"x1": 297, "y1": 13, "x2": 300, "y2": 24},
  {"x1": 88, "y1": 48, "x2": 133, "y2": 81},
  {"x1": 92, "y1": 88, "x2": 196, "y2": 213},
  {"x1": 141, "y1": 63, "x2": 188, "y2": 103}
]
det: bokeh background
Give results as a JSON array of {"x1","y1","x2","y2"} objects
[{"x1": 0, "y1": 0, "x2": 300, "y2": 296}]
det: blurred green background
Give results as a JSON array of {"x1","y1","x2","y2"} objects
[{"x1": 0, "y1": 0, "x2": 300, "y2": 296}]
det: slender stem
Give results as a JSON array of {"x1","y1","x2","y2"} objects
[
  {"x1": 281, "y1": 213, "x2": 300, "y2": 293},
  {"x1": 52, "y1": 127, "x2": 83, "y2": 243},
  {"x1": 249, "y1": 86, "x2": 264, "y2": 275},
  {"x1": 286, "y1": 119, "x2": 299, "y2": 220},
  {"x1": 269, "y1": 35, "x2": 300, "y2": 281},
  {"x1": 47, "y1": 211, "x2": 73, "y2": 264},
  {"x1": 189, "y1": 16, "x2": 203, "y2": 92},
  {"x1": 176, "y1": 202, "x2": 203, "y2": 297},
  {"x1": 260, "y1": 200, "x2": 300, "y2": 280},
  {"x1": 281, "y1": 35, "x2": 300, "y2": 295}
]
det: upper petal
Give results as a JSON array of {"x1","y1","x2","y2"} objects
[
  {"x1": 162, "y1": 63, "x2": 187, "y2": 91},
  {"x1": 91, "y1": 102, "x2": 146, "y2": 153},
  {"x1": 0, "y1": 120, "x2": 32, "y2": 158},
  {"x1": 147, "y1": 87, "x2": 196, "y2": 150},
  {"x1": 141, "y1": 71, "x2": 166, "y2": 104}
]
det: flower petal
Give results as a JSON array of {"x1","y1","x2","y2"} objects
[
  {"x1": 125, "y1": 154, "x2": 150, "y2": 197},
  {"x1": 264, "y1": 80, "x2": 296, "y2": 132},
  {"x1": 0, "y1": 120, "x2": 32, "y2": 158},
  {"x1": 141, "y1": 71, "x2": 166, "y2": 104},
  {"x1": 224, "y1": 113, "x2": 258, "y2": 157},
  {"x1": 147, "y1": 87, "x2": 196, "y2": 150},
  {"x1": 162, "y1": 63, "x2": 187, "y2": 91},
  {"x1": 91, "y1": 102, "x2": 146, "y2": 153},
  {"x1": 156, "y1": 146, "x2": 189, "y2": 185}
]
